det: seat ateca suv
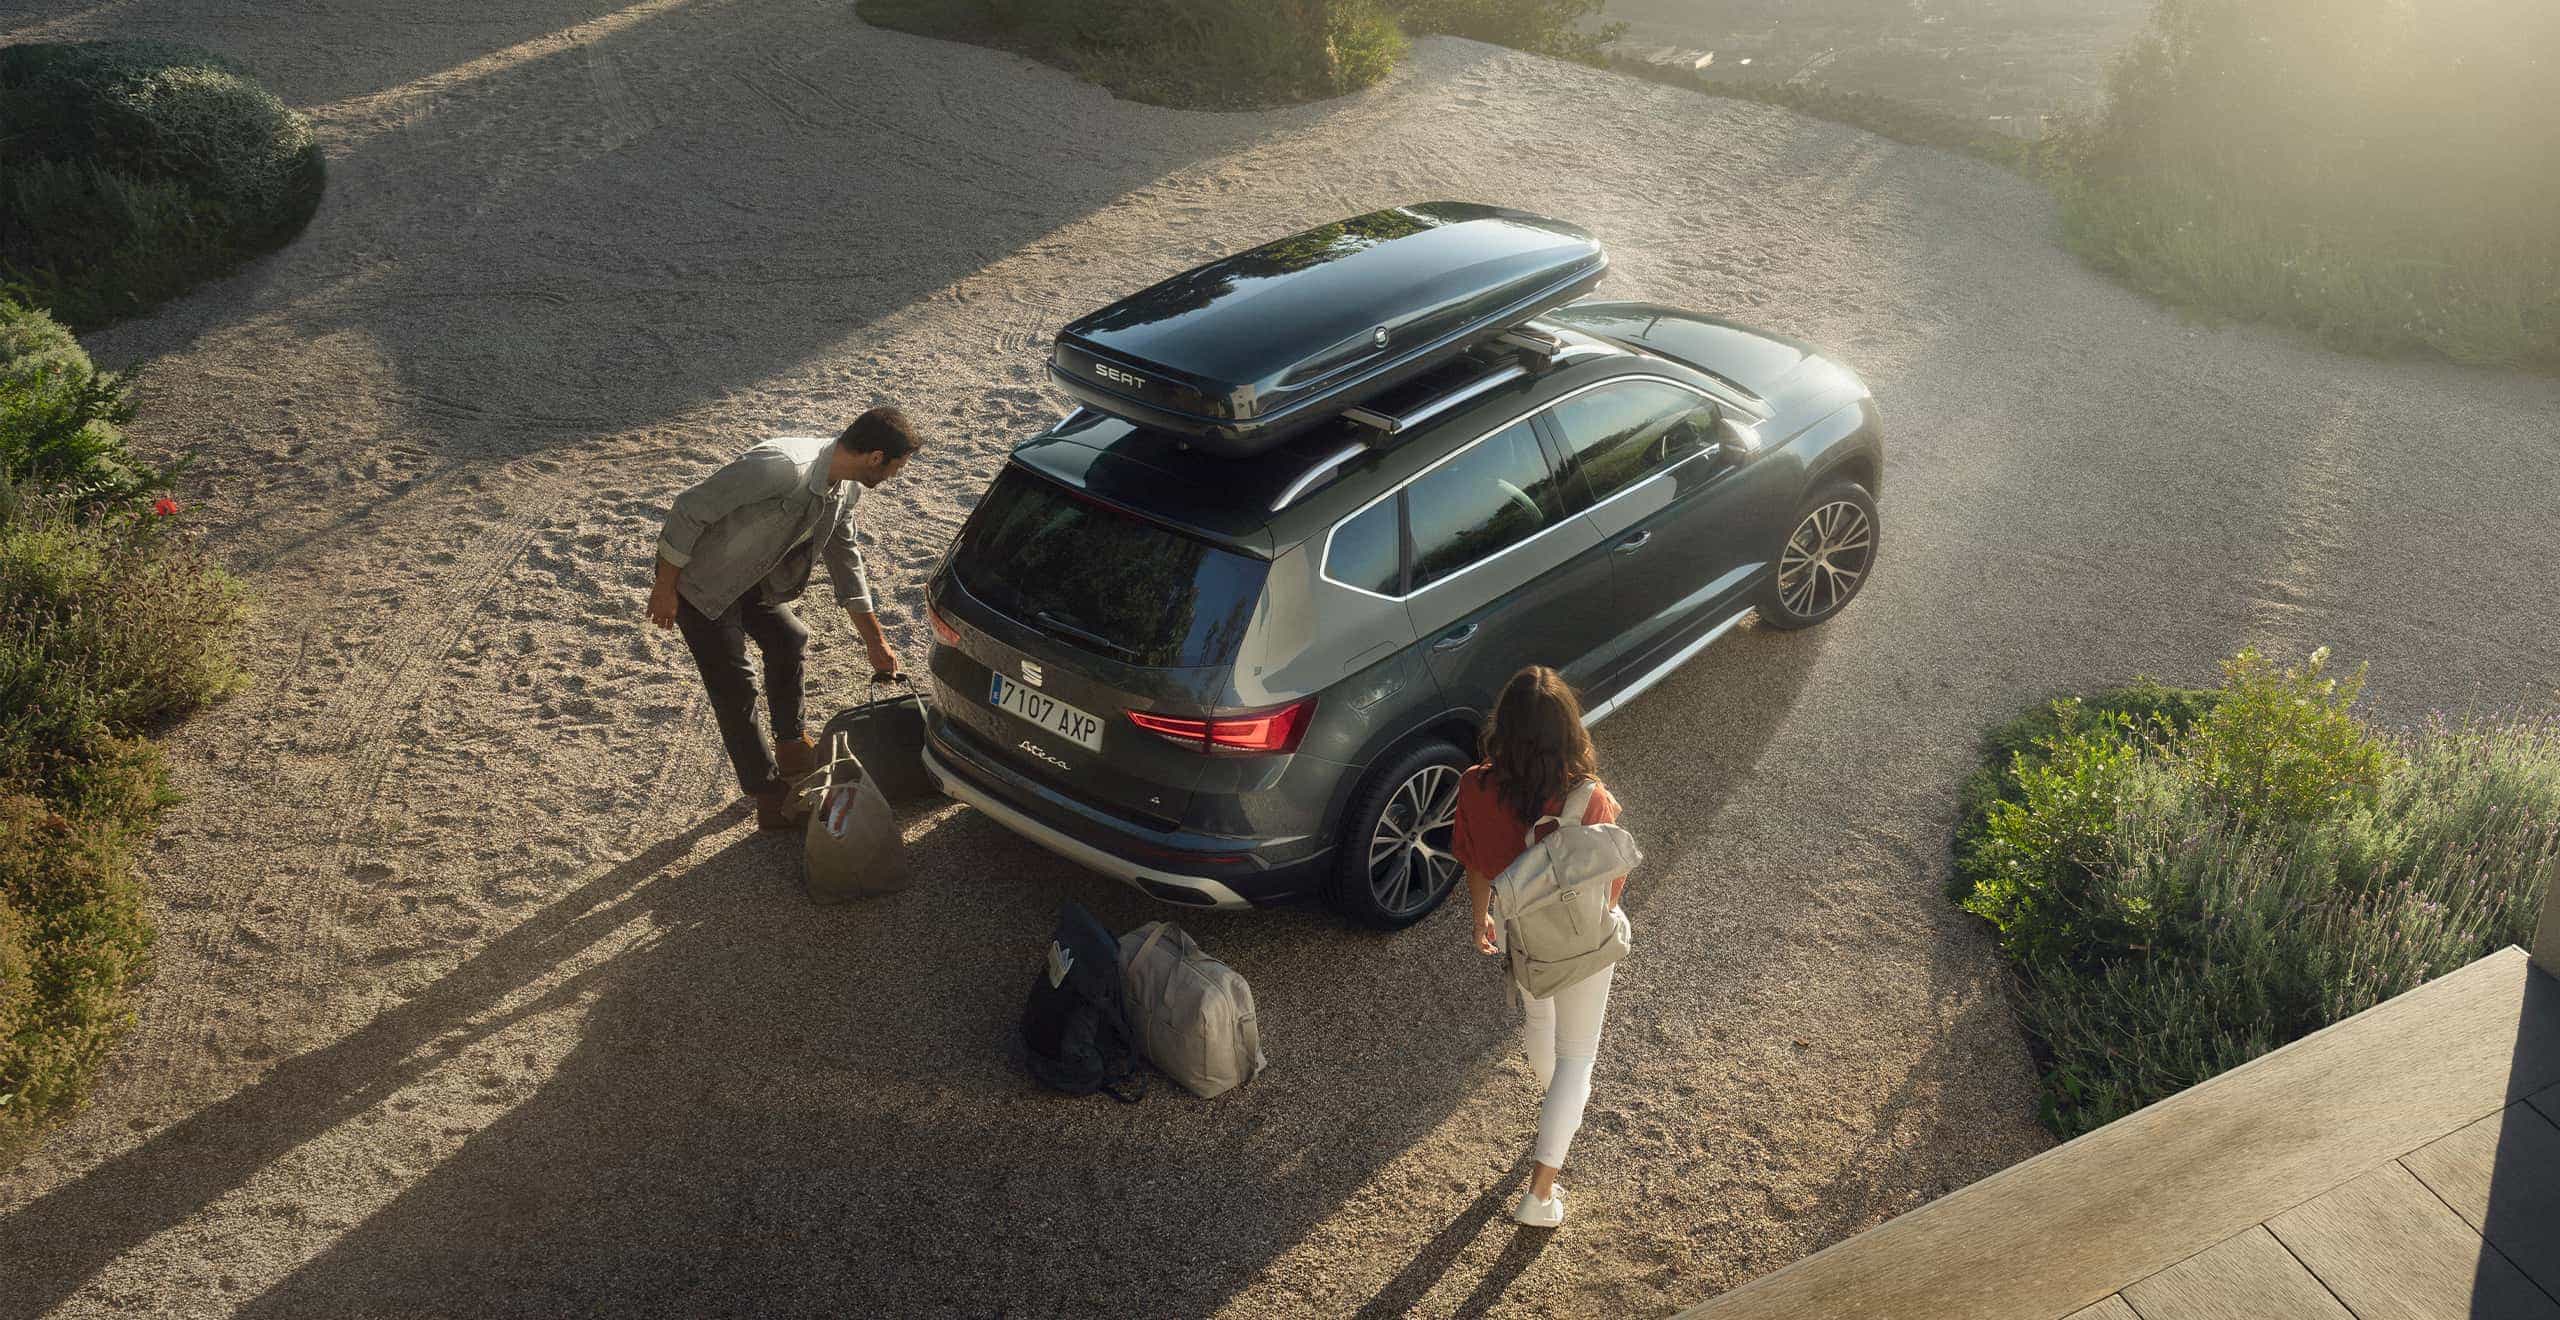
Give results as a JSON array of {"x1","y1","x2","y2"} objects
[{"x1": 921, "y1": 204, "x2": 1883, "y2": 928}]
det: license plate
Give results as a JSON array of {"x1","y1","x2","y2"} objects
[{"x1": 988, "y1": 673, "x2": 1105, "y2": 753}]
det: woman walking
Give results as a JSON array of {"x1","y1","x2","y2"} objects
[{"x1": 1453, "y1": 665, "x2": 1628, "y2": 1228}]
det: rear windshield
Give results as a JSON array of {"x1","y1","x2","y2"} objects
[{"x1": 952, "y1": 467, "x2": 1268, "y2": 669}]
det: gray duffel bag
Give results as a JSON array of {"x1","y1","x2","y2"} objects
[{"x1": 1118, "y1": 922, "x2": 1267, "y2": 1098}]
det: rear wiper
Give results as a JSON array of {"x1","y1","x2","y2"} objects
[{"x1": 1034, "y1": 609, "x2": 1138, "y2": 659}]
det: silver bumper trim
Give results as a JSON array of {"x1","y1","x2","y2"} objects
[{"x1": 921, "y1": 743, "x2": 1254, "y2": 909}]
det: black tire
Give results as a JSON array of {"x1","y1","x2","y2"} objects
[
  {"x1": 1327, "y1": 738, "x2": 1472, "y2": 931},
  {"x1": 1756, "y1": 481, "x2": 1878, "y2": 630}
]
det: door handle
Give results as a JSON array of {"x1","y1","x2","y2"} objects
[
  {"x1": 1433, "y1": 623, "x2": 1480, "y2": 652},
  {"x1": 1614, "y1": 531, "x2": 1654, "y2": 555}
]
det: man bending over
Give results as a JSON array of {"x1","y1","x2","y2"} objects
[{"x1": 649, "y1": 407, "x2": 919, "y2": 828}]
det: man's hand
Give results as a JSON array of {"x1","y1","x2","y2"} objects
[
  {"x1": 848, "y1": 607, "x2": 902, "y2": 680},
  {"x1": 647, "y1": 561, "x2": 683, "y2": 630}
]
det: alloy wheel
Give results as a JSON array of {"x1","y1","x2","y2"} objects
[
  {"x1": 1777, "y1": 500, "x2": 1874, "y2": 619},
  {"x1": 1368, "y1": 763, "x2": 1462, "y2": 917}
]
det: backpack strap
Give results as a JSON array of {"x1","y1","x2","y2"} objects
[
  {"x1": 1560, "y1": 778, "x2": 1601, "y2": 825},
  {"x1": 1525, "y1": 778, "x2": 1602, "y2": 846}
]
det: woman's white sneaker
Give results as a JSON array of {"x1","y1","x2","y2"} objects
[{"x1": 1514, "y1": 1185, "x2": 1565, "y2": 1228}]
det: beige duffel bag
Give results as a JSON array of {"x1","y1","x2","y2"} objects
[
  {"x1": 1118, "y1": 922, "x2": 1266, "y2": 1098},
  {"x1": 801, "y1": 730, "x2": 909, "y2": 903}
]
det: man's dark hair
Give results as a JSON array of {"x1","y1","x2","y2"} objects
[{"x1": 837, "y1": 407, "x2": 920, "y2": 460}]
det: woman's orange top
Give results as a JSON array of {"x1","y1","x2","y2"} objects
[{"x1": 1451, "y1": 766, "x2": 1620, "y2": 878}]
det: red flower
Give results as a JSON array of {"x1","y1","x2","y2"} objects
[{"x1": 152, "y1": 497, "x2": 179, "y2": 517}]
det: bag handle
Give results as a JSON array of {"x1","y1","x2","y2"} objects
[
  {"x1": 797, "y1": 731, "x2": 868, "y2": 807},
  {"x1": 870, "y1": 670, "x2": 929, "y2": 719},
  {"x1": 1132, "y1": 922, "x2": 1170, "y2": 969}
]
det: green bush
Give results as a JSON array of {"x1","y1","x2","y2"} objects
[
  {"x1": 1954, "y1": 649, "x2": 2560, "y2": 1137},
  {"x1": 1961, "y1": 719, "x2": 2152, "y2": 965},
  {"x1": 0, "y1": 477, "x2": 246, "y2": 799},
  {"x1": 0, "y1": 746, "x2": 161, "y2": 1154},
  {"x1": 0, "y1": 40, "x2": 324, "y2": 330},
  {"x1": 0, "y1": 297, "x2": 164, "y2": 510},
  {"x1": 1948, "y1": 677, "x2": 2218, "y2": 905},
  {"x1": 0, "y1": 278, "x2": 239, "y2": 1159},
  {"x1": 0, "y1": 474, "x2": 240, "y2": 1160},
  {"x1": 2173, "y1": 647, "x2": 2391, "y2": 829},
  {"x1": 2050, "y1": 0, "x2": 2560, "y2": 369}
]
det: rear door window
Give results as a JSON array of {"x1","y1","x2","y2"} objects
[
  {"x1": 952, "y1": 468, "x2": 1267, "y2": 668},
  {"x1": 1546, "y1": 380, "x2": 1720, "y2": 504},
  {"x1": 1405, "y1": 420, "x2": 1565, "y2": 592}
]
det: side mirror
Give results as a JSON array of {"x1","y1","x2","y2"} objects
[{"x1": 1715, "y1": 414, "x2": 1764, "y2": 464}]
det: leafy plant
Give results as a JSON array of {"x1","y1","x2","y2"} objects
[
  {"x1": 2170, "y1": 646, "x2": 2390, "y2": 829},
  {"x1": 1953, "y1": 650, "x2": 2559, "y2": 1138},
  {"x1": 0, "y1": 477, "x2": 246, "y2": 793},
  {"x1": 0, "y1": 474, "x2": 240, "y2": 1160},
  {"x1": 1949, "y1": 677, "x2": 2218, "y2": 904},
  {"x1": 0, "y1": 298, "x2": 166, "y2": 511},
  {"x1": 1961, "y1": 716, "x2": 2149, "y2": 964},
  {"x1": 0, "y1": 746, "x2": 161, "y2": 1156}
]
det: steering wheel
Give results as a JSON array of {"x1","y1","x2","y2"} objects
[{"x1": 1493, "y1": 478, "x2": 1542, "y2": 523}]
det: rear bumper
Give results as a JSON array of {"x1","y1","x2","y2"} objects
[{"x1": 921, "y1": 718, "x2": 1327, "y2": 909}]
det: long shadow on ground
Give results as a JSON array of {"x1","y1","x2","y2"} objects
[{"x1": 0, "y1": 632, "x2": 1814, "y2": 1318}]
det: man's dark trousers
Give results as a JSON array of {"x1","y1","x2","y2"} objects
[{"x1": 674, "y1": 586, "x2": 809, "y2": 795}]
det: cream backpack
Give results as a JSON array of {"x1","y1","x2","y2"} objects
[{"x1": 1491, "y1": 779, "x2": 1638, "y2": 1001}]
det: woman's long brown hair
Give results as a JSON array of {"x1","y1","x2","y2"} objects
[{"x1": 1480, "y1": 666, "x2": 1598, "y2": 824}]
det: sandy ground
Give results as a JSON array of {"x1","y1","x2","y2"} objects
[{"x1": 2, "y1": 4, "x2": 2557, "y2": 1317}]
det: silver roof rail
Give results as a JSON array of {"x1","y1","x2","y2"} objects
[
  {"x1": 1269, "y1": 443, "x2": 1371, "y2": 511},
  {"x1": 1344, "y1": 362, "x2": 1529, "y2": 436},
  {"x1": 1295, "y1": 323, "x2": 1620, "y2": 506}
]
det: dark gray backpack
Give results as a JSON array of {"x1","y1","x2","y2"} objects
[{"x1": 1019, "y1": 902, "x2": 1145, "y2": 1102}]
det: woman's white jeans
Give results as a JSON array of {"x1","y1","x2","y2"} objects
[{"x1": 1522, "y1": 962, "x2": 1615, "y2": 1171}]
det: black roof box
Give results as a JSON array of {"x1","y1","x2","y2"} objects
[{"x1": 1049, "y1": 202, "x2": 1607, "y2": 457}]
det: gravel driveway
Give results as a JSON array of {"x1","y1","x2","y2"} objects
[{"x1": 4, "y1": 4, "x2": 2556, "y2": 1316}]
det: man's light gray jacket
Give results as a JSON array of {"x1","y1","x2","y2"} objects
[{"x1": 658, "y1": 436, "x2": 872, "y2": 618}]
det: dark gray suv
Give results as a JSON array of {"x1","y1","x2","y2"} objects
[{"x1": 922, "y1": 205, "x2": 1883, "y2": 928}]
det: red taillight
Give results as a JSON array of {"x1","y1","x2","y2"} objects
[
  {"x1": 929, "y1": 603, "x2": 961, "y2": 648},
  {"x1": 1128, "y1": 698, "x2": 1316, "y2": 754}
]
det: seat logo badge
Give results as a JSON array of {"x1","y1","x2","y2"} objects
[
  {"x1": 1020, "y1": 660, "x2": 1043, "y2": 687},
  {"x1": 1371, "y1": 326, "x2": 1389, "y2": 348},
  {"x1": 1020, "y1": 741, "x2": 1069, "y2": 771},
  {"x1": 1094, "y1": 362, "x2": 1145, "y2": 390}
]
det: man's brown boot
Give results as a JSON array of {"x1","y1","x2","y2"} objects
[
  {"x1": 774, "y1": 729, "x2": 822, "y2": 785},
  {"x1": 754, "y1": 782, "x2": 811, "y2": 831}
]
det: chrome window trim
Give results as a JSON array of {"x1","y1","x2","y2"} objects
[
  {"x1": 1317, "y1": 373, "x2": 1734, "y2": 602},
  {"x1": 1317, "y1": 494, "x2": 1407, "y2": 602}
]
